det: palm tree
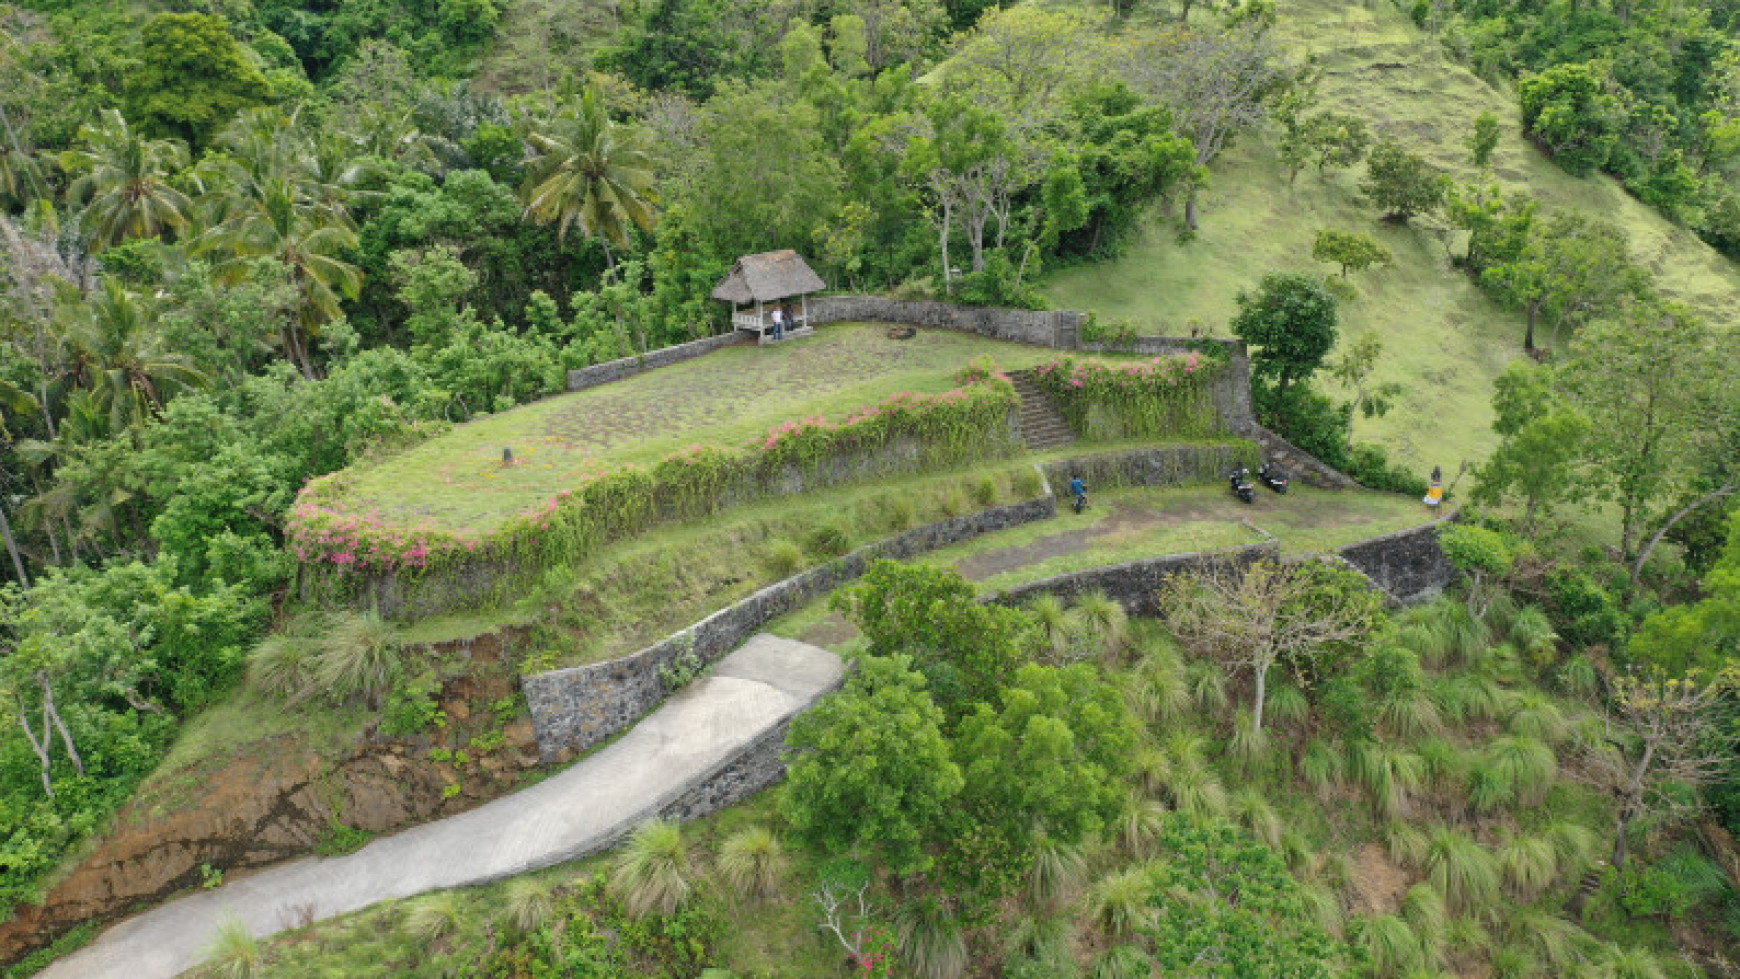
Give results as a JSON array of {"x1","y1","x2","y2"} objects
[
  {"x1": 54, "y1": 279, "x2": 205, "y2": 433},
  {"x1": 196, "y1": 116, "x2": 362, "y2": 377},
  {"x1": 59, "y1": 109, "x2": 193, "y2": 250},
  {"x1": 521, "y1": 88, "x2": 657, "y2": 259}
]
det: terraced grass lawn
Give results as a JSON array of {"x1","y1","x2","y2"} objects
[
  {"x1": 336, "y1": 323, "x2": 1059, "y2": 533},
  {"x1": 770, "y1": 484, "x2": 1436, "y2": 649},
  {"x1": 1044, "y1": 0, "x2": 1740, "y2": 474}
]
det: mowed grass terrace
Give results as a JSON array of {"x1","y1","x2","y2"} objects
[{"x1": 334, "y1": 323, "x2": 1063, "y2": 534}]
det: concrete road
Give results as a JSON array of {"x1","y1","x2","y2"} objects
[{"x1": 41, "y1": 634, "x2": 843, "y2": 979}]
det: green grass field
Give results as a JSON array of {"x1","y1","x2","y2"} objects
[
  {"x1": 335, "y1": 323, "x2": 1058, "y2": 534},
  {"x1": 1044, "y1": 0, "x2": 1740, "y2": 474}
]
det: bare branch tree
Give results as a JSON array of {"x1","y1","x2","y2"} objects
[
  {"x1": 1162, "y1": 559, "x2": 1371, "y2": 734},
  {"x1": 1579, "y1": 672, "x2": 1731, "y2": 872},
  {"x1": 813, "y1": 875, "x2": 877, "y2": 968}
]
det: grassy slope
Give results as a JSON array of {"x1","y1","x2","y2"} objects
[
  {"x1": 336, "y1": 323, "x2": 1058, "y2": 533},
  {"x1": 1044, "y1": 0, "x2": 1740, "y2": 473}
]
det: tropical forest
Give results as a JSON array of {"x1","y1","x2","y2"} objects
[{"x1": 1, "y1": 0, "x2": 1739, "y2": 976}]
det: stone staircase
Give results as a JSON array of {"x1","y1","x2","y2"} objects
[{"x1": 1010, "y1": 370, "x2": 1076, "y2": 451}]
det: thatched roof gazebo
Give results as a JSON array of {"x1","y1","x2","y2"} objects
[{"x1": 711, "y1": 250, "x2": 826, "y2": 344}]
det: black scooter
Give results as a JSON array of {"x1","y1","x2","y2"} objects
[
  {"x1": 1229, "y1": 467, "x2": 1256, "y2": 504},
  {"x1": 1258, "y1": 462, "x2": 1290, "y2": 494}
]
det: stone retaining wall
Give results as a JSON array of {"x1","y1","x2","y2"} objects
[
  {"x1": 808, "y1": 295, "x2": 1084, "y2": 347},
  {"x1": 990, "y1": 542, "x2": 1281, "y2": 616},
  {"x1": 1248, "y1": 423, "x2": 1361, "y2": 490},
  {"x1": 1041, "y1": 443, "x2": 1259, "y2": 494},
  {"x1": 565, "y1": 332, "x2": 744, "y2": 392},
  {"x1": 523, "y1": 491, "x2": 1057, "y2": 761},
  {"x1": 1337, "y1": 515, "x2": 1459, "y2": 606}
]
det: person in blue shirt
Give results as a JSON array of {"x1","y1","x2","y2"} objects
[{"x1": 1069, "y1": 474, "x2": 1087, "y2": 511}]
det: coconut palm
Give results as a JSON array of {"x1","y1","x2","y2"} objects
[
  {"x1": 522, "y1": 87, "x2": 657, "y2": 257},
  {"x1": 54, "y1": 280, "x2": 205, "y2": 433},
  {"x1": 611, "y1": 818, "x2": 692, "y2": 917},
  {"x1": 60, "y1": 109, "x2": 193, "y2": 250}
]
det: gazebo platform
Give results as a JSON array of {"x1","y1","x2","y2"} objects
[{"x1": 711, "y1": 250, "x2": 826, "y2": 343}]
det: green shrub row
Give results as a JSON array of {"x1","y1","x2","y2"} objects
[{"x1": 1032, "y1": 352, "x2": 1228, "y2": 441}]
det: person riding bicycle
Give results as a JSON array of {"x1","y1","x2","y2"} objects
[{"x1": 1069, "y1": 474, "x2": 1087, "y2": 508}]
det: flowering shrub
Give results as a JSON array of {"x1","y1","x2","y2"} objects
[
  {"x1": 1034, "y1": 352, "x2": 1226, "y2": 440},
  {"x1": 287, "y1": 373, "x2": 1019, "y2": 594}
]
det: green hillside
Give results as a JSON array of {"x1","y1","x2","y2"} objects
[{"x1": 1047, "y1": 0, "x2": 1740, "y2": 473}]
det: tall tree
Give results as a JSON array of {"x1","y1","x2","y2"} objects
[
  {"x1": 1472, "y1": 361, "x2": 1590, "y2": 536},
  {"x1": 522, "y1": 88, "x2": 659, "y2": 260},
  {"x1": 1122, "y1": 22, "x2": 1288, "y2": 228},
  {"x1": 1563, "y1": 301, "x2": 1728, "y2": 564},
  {"x1": 1480, "y1": 213, "x2": 1647, "y2": 352},
  {"x1": 904, "y1": 94, "x2": 1026, "y2": 285},
  {"x1": 53, "y1": 280, "x2": 205, "y2": 436},
  {"x1": 1230, "y1": 272, "x2": 1338, "y2": 393},
  {"x1": 1580, "y1": 672, "x2": 1732, "y2": 872},
  {"x1": 125, "y1": 12, "x2": 272, "y2": 147},
  {"x1": 1163, "y1": 560, "x2": 1374, "y2": 735},
  {"x1": 59, "y1": 109, "x2": 194, "y2": 251}
]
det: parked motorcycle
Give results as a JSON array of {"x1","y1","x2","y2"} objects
[
  {"x1": 1073, "y1": 491, "x2": 1090, "y2": 514},
  {"x1": 1258, "y1": 462, "x2": 1290, "y2": 494},
  {"x1": 1229, "y1": 467, "x2": 1256, "y2": 504}
]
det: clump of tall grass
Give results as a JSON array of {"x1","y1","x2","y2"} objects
[
  {"x1": 1029, "y1": 594, "x2": 1083, "y2": 663},
  {"x1": 1297, "y1": 880, "x2": 1345, "y2": 938},
  {"x1": 1225, "y1": 711, "x2": 1272, "y2": 775},
  {"x1": 249, "y1": 611, "x2": 406, "y2": 708},
  {"x1": 1503, "y1": 691, "x2": 1570, "y2": 744},
  {"x1": 1231, "y1": 787, "x2": 1283, "y2": 848},
  {"x1": 1265, "y1": 681, "x2": 1310, "y2": 727},
  {"x1": 1073, "y1": 590, "x2": 1129, "y2": 663},
  {"x1": 1355, "y1": 914, "x2": 1424, "y2": 977},
  {"x1": 1504, "y1": 605, "x2": 1559, "y2": 667},
  {"x1": 761, "y1": 539, "x2": 806, "y2": 577},
  {"x1": 1125, "y1": 652, "x2": 1190, "y2": 728},
  {"x1": 1557, "y1": 654, "x2": 1600, "y2": 699},
  {"x1": 1186, "y1": 658, "x2": 1228, "y2": 712},
  {"x1": 718, "y1": 825, "x2": 787, "y2": 901},
  {"x1": 403, "y1": 891, "x2": 463, "y2": 942},
  {"x1": 1160, "y1": 732, "x2": 1226, "y2": 817},
  {"x1": 1349, "y1": 741, "x2": 1425, "y2": 820},
  {"x1": 1400, "y1": 883, "x2": 1449, "y2": 951},
  {"x1": 1027, "y1": 831, "x2": 1089, "y2": 909},
  {"x1": 201, "y1": 915, "x2": 264, "y2": 979},
  {"x1": 502, "y1": 878, "x2": 554, "y2": 932},
  {"x1": 1090, "y1": 944, "x2": 1153, "y2": 979},
  {"x1": 1406, "y1": 599, "x2": 1488, "y2": 669},
  {"x1": 611, "y1": 818, "x2": 693, "y2": 918},
  {"x1": 1424, "y1": 827, "x2": 1500, "y2": 913},
  {"x1": 1299, "y1": 739, "x2": 1343, "y2": 799},
  {"x1": 1484, "y1": 736, "x2": 1556, "y2": 805},
  {"x1": 1112, "y1": 793, "x2": 1166, "y2": 859},
  {"x1": 895, "y1": 897, "x2": 966, "y2": 979},
  {"x1": 1497, "y1": 831, "x2": 1558, "y2": 901},
  {"x1": 1501, "y1": 907, "x2": 1597, "y2": 972},
  {"x1": 1087, "y1": 866, "x2": 1154, "y2": 937}
]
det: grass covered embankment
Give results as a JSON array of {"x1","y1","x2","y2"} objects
[{"x1": 1044, "y1": 0, "x2": 1740, "y2": 472}]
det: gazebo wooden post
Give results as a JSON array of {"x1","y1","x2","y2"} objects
[
  {"x1": 756, "y1": 299, "x2": 763, "y2": 331},
  {"x1": 800, "y1": 293, "x2": 808, "y2": 330}
]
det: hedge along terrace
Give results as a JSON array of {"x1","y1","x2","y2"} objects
[
  {"x1": 1034, "y1": 349, "x2": 1230, "y2": 441},
  {"x1": 289, "y1": 365, "x2": 1023, "y2": 614}
]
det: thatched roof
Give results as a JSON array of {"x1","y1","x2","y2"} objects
[{"x1": 710, "y1": 250, "x2": 826, "y2": 303}]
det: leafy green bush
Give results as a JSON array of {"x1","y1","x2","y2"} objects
[
  {"x1": 803, "y1": 520, "x2": 854, "y2": 559},
  {"x1": 314, "y1": 819, "x2": 374, "y2": 857},
  {"x1": 760, "y1": 539, "x2": 806, "y2": 577},
  {"x1": 380, "y1": 671, "x2": 445, "y2": 737},
  {"x1": 1346, "y1": 442, "x2": 1428, "y2": 496}
]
